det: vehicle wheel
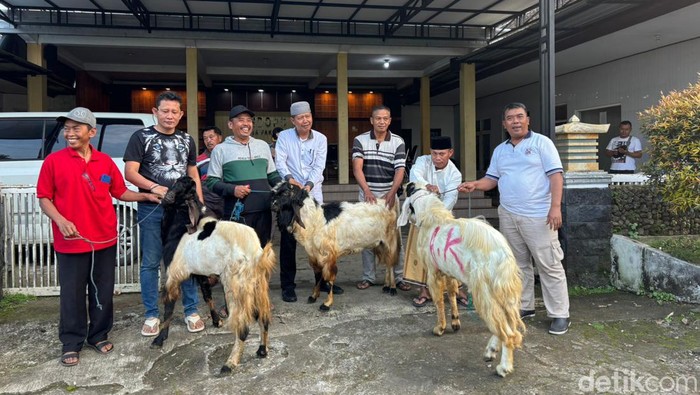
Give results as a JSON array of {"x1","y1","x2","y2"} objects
[{"x1": 115, "y1": 206, "x2": 139, "y2": 266}]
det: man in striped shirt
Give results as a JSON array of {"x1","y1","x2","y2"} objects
[{"x1": 352, "y1": 105, "x2": 411, "y2": 292}]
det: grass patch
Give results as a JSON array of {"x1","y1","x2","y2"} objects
[
  {"x1": 639, "y1": 235, "x2": 700, "y2": 265},
  {"x1": 569, "y1": 286, "x2": 616, "y2": 296},
  {"x1": 637, "y1": 289, "x2": 677, "y2": 304},
  {"x1": 0, "y1": 293, "x2": 37, "y2": 313}
]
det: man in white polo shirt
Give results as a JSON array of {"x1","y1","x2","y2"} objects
[{"x1": 459, "y1": 102, "x2": 570, "y2": 335}]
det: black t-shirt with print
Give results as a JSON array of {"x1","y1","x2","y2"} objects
[{"x1": 123, "y1": 126, "x2": 196, "y2": 191}]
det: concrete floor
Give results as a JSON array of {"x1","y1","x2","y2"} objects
[{"x1": 0, "y1": 229, "x2": 698, "y2": 394}]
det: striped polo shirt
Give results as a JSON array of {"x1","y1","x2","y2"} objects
[{"x1": 352, "y1": 130, "x2": 406, "y2": 196}]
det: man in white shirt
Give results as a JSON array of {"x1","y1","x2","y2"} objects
[
  {"x1": 605, "y1": 120, "x2": 643, "y2": 174},
  {"x1": 407, "y1": 136, "x2": 470, "y2": 308},
  {"x1": 275, "y1": 101, "x2": 342, "y2": 302}
]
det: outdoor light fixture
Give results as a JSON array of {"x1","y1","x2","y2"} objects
[
  {"x1": 258, "y1": 89, "x2": 264, "y2": 93},
  {"x1": 383, "y1": 58, "x2": 390, "y2": 69}
]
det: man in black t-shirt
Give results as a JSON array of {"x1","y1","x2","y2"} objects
[{"x1": 123, "y1": 91, "x2": 205, "y2": 337}]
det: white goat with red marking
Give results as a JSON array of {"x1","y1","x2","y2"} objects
[{"x1": 398, "y1": 182, "x2": 525, "y2": 377}]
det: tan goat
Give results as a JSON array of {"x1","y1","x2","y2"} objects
[{"x1": 271, "y1": 182, "x2": 401, "y2": 311}]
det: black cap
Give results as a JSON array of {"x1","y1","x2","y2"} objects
[
  {"x1": 430, "y1": 136, "x2": 452, "y2": 150},
  {"x1": 229, "y1": 105, "x2": 255, "y2": 119}
]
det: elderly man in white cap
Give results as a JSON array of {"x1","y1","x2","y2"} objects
[{"x1": 275, "y1": 100, "x2": 342, "y2": 302}]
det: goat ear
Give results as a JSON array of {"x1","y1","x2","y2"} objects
[
  {"x1": 292, "y1": 204, "x2": 306, "y2": 229},
  {"x1": 397, "y1": 196, "x2": 412, "y2": 227},
  {"x1": 406, "y1": 182, "x2": 416, "y2": 197},
  {"x1": 186, "y1": 199, "x2": 201, "y2": 234}
]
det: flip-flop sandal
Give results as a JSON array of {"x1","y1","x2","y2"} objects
[
  {"x1": 185, "y1": 314, "x2": 205, "y2": 333},
  {"x1": 457, "y1": 295, "x2": 474, "y2": 310},
  {"x1": 88, "y1": 340, "x2": 114, "y2": 354},
  {"x1": 141, "y1": 317, "x2": 161, "y2": 337},
  {"x1": 356, "y1": 280, "x2": 375, "y2": 290},
  {"x1": 396, "y1": 281, "x2": 412, "y2": 291},
  {"x1": 60, "y1": 351, "x2": 79, "y2": 367},
  {"x1": 412, "y1": 296, "x2": 432, "y2": 307}
]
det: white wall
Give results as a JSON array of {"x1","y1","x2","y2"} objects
[
  {"x1": 401, "y1": 37, "x2": 699, "y2": 171},
  {"x1": 472, "y1": 37, "x2": 700, "y2": 169}
]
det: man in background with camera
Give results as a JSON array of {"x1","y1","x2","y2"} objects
[{"x1": 605, "y1": 120, "x2": 643, "y2": 174}]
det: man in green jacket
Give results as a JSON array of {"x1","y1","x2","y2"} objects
[{"x1": 206, "y1": 105, "x2": 282, "y2": 246}]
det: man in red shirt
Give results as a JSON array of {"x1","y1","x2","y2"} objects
[{"x1": 37, "y1": 107, "x2": 160, "y2": 367}]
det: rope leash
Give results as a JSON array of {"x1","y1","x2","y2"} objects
[
  {"x1": 63, "y1": 203, "x2": 161, "y2": 309},
  {"x1": 436, "y1": 184, "x2": 472, "y2": 217}
]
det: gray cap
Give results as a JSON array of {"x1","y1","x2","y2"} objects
[
  {"x1": 57, "y1": 107, "x2": 96, "y2": 129},
  {"x1": 290, "y1": 101, "x2": 311, "y2": 117}
]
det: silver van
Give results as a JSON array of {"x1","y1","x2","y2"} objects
[{"x1": 0, "y1": 112, "x2": 156, "y2": 294}]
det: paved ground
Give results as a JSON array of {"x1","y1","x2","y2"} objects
[{"x1": 1, "y1": 230, "x2": 699, "y2": 395}]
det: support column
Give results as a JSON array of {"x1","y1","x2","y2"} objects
[
  {"x1": 420, "y1": 76, "x2": 430, "y2": 155},
  {"x1": 337, "y1": 52, "x2": 349, "y2": 184},
  {"x1": 539, "y1": 0, "x2": 555, "y2": 137},
  {"x1": 26, "y1": 43, "x2": 46, "y2": 111},
  {"x1": 459, "y1": 63, "x2": 476, "y2": 181},
  {"x1": 186, "y1": 47, "x2": 199, "y2": 151}
]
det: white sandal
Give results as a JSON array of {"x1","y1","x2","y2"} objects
[
  {"x1": 141, "y1": 317, "x2": 160, "y2": 337},
  {"x1": 185, "y1": 314, "x2": 205, "y2": 333}
]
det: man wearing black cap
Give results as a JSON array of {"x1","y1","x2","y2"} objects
[
  {"x1": 39, "y1": 107, "x2": 160, "y2": 366},
  {"x1": 406, "y1": 136, "x2": 470, "y2": 308},
  {"x1": 206, "y1": 105, "x2": 282, "y2": 246}
]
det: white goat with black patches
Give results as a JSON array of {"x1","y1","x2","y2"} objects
[
  {"x1": 156, "y1": 177, "x2": 276, "y2": 375},
  {"x1": 398, "y1": 182, "x2": 525, "y2": 377},
  {"x1": 271, "y1": 182, "x2": 401, "y2": 311}
]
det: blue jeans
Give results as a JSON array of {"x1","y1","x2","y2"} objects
[{"x1": 138, "y1": 203, "x2": 200, "y2": 319}]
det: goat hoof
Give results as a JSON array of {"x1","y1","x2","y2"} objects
[
  {"x1": 219, "y1": 365, "x2": 232, "y2": 375},
  {"x1": 432, "y1": 327, "x2": 445, "y2": 337},
  {"x1": 150, "y1": 338, "x2": 164, "y2": 349},
  {"x1": 307, "y1": 296, "x2": 317, "y2": 303},
  {"x1": 389, "y1": 288, "x2": 397, "y2": 296},
  {"x1": 496, "y1": 364, "x2": 512, "y2": 378},
  {"x1": 256, "y1": 345, "x2": 268, "y2": 358},
  {"x1": 382, "y1": 286, "x2": 390, "y2": 293},
  {"x1": 319, "y1": 304, "x2": 331, "y2": 312}
]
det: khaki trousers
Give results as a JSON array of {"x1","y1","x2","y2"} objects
[{"x1": 498, "y1": 206, "x2": 570, "y2": 318}]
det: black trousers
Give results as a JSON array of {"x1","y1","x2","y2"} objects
[
  {"x1": 279, "y1": 228, "x2": 297, "y2": 291},
  {"x1": 57, "y1": 245, "x2": 116, "y2": 353},
  {"x1": 280, "y1": 228, "x2": 322, "y2": 291},
  {"x1": 240, "y1": 210, "x2": 272, "y2": 247}
]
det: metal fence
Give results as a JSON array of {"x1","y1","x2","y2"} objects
[{"x1": 1, "y1": 187, "x2": 142, "y2": 296}]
